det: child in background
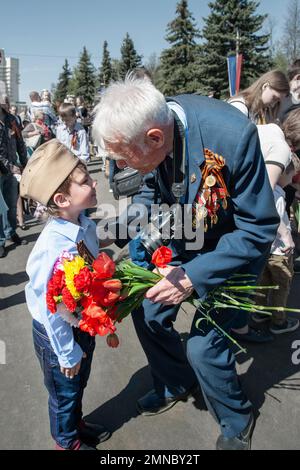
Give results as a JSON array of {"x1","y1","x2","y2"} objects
[
  {"x1": 253, "y1": 156, "x2": 300, "y2": 334},
  {"x1": 56, "y1": 103, "x2": 90, "y2": 162}
]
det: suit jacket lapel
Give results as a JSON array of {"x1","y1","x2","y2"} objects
[{"x1": 185, "y1": 108, "x2": 205, "y2": 205}]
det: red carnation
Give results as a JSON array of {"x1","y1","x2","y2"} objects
[
  {"x1": 74, "y1": 267, "x2": 92, "y2": 293},
  {"x1": 93, "y1": 252, "x2": 115, "y2": 279},
  {"x1": 51, "y1": 269, "x2": 65, "y2": 295},
  {"x1": 151, "y1": 246, "x2": 173, "y2": 268},
  {"x1": 62, "y1": 287, "x2": 77, "y2": 312},
  {"x1": 46, "y1": 292, "x2": 57, "y2": 314}
]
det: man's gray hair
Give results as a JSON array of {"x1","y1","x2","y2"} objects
[{"x1": 92, "y1": 75, "x2": 173, "y2": 150}]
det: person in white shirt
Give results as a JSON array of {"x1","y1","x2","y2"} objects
[
  {"x1": 56, "y1": 103, "x2": 90, "y2": 162},
  {"x1": 232, "y1": 113, "x2": 300, "y2": 341},
  {"x1": 228, "y1": 70, "x2": 289, "y2": 124},
  {"x1": 253, "y1": 158, "x2": 300, "y2": 334}
]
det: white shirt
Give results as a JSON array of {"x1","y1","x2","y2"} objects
[
  {"x1": 228, "y1": 96, "x2": 249, "y2": 117},
  {"x1": 257, "y1": 124, "x2": 292, "y2": 172},
  {"x1": 56, "y1": 122, "x2": 90, "y2": 162},
  {"x1": 25, "y1": 215, "x2": 99, "y2": 367}
]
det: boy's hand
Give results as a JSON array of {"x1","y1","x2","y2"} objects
[
  {"x1": 280, "y1": 231, "x2": 295, "y2": 255},
  {"x1": 60, "y1": 352, "x2": 87, "y2": 379}
]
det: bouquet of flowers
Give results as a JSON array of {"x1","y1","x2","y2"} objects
[{"x1": 47, "y1": 243, "x2": 300, "y2": 351}]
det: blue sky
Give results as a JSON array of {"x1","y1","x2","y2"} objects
[{"x1": 1, "y1": 0, "x2": 287, "y2": 103}]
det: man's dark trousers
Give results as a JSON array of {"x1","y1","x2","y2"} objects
[{"x1": 132, "y1": 300, "x2": 252, "y2": 438}]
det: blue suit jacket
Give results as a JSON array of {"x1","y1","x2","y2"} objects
[{"x1": 131, "y1": 95, "x2": 279, "y2": 300}]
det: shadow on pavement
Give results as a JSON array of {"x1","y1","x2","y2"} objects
[
  {"x1": 85, "y1": 363, "x2": 207, "y2": 434},
  {"x1": 0, "y1": 271, "x2": 28, "y2": 288},
  {"x1": 84, "y1": 365, "x2": 152, "y2": 433},
  {"x1": 235, "y1": 327, "x2": 300, "y2": 410},
  {"x1": 1, "y1": 290, "x2": 26, "y2": 309}
]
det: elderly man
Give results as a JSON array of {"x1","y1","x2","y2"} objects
[{"x1": 92, "y1": 76, "x2": 279, "y2": 450}]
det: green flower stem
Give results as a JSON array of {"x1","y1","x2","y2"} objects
[
  {"x1": 193, "y1": 305, "x2": 246, "y2": 354},
  {"x1": 112, "y1": 267, "x2": 300, "y2": 352}
]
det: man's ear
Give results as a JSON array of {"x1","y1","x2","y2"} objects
[
  {"x1": 52, "y1": 192, "x2": 70, "y2": 208},
  {"x1": 146, "y1": 128, "x2": 165, "y2": 148},
  {"x1": 262, "y1": 82, "x2": 270, "y2": 91}
]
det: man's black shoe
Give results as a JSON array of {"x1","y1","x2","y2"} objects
[
  {"x1": 216, "y1": 412, "x2": 255, "y2": 450},
  {"x1": 136, "y1": 384, "x2": 198, "y2": 416},
  {"x1": 10, "y1": 233, "x2": 28, "y2": 245},
  {"x1": 294, "y1": 256, "x2": 300, "y2": 274},
  {"x1": 78, "y1": 421, "x2": 111, "y2": 445},
  {"x1": 0, "y1": 246, "x2": 6, "y2": 258}
]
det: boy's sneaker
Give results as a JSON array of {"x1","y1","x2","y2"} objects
[
  {"x1": 270, "y1": 318, "x2": 300, "y2": 335},
  {"x1": 55, "y1": 439, "x2": 96, "y2": 450},
  {"x1": 251, "y1": 313, "x2": 270, "y2": 324}
]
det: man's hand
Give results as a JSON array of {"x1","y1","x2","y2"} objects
[
  {"x1": 145, "y1": 266, "x2": 194, "y2": 305},
  {"x1": 60, "y1": 352, "x2": 87, "y2": 379}
]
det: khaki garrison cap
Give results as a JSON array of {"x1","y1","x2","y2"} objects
[{"x1": 20, "y1": 139, "x2": 80, "y2": 206}]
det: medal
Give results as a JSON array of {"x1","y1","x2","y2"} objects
[
  {"x1": 205, "y1": 175, "x2": 216, "y2": 187},
  {"x1": 192, "y1": 148, "x2": 230, "y2": 231}
]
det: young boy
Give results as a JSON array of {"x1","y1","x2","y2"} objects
[
  {"x1": 56, "y1": 103, "x2": 90, "y2": 162},
  {"x1": 20, "y1": 139, "x2": 110, "y2": 450},
  {"x1": 253, "y1": 156, "x2": 299, "y2": 334}
]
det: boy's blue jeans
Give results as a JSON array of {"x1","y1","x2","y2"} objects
[{"x1": 32, "y1": 319, "x2": 95, "y2": 449}]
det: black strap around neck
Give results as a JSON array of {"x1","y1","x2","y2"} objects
[{"x1": 172, "y1": 111, "x2": 186, "y2": 202}]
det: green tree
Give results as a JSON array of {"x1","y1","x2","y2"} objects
[
  {"x1": 144, "y1": 53, "x2": 161, "y2": 87},
  {"x1": 53, "y1": 59, "x2": 72, "y2": 104},
  {"x1": 99, "y1": 41, "x2": 113, "y2": 88},
  {"x1": 281, "y1": 0, "x2": 300, "y2": 64},
  {"x1": 198, "y1": 0, "x2": 271, "y2": 98},
  {"x1": 158, "y1": 0, "x2": 201, "y2": 95},
  {"x1": 111, "y1": 58, "x2": 121, "y2": 81},
  {"x1": 73, "y1": 46, "x2": 96, "y2": 104},
  {"x1": 119, "y1": 33, "x2": 142, "y2": 79}
]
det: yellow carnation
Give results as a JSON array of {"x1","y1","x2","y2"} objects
[{"x1": 63, "y1": 255, "x2": 86, "y2": 300}]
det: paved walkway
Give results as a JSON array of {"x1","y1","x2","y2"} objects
[{"x1": 1, "y1": 158, "x2": 300, "y2": 450}]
